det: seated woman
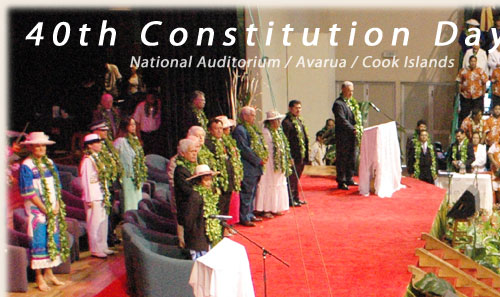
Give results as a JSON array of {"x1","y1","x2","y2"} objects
[
  {"x1": 184, "y1": 164, "x2": 222, "y2": 260},
  {"x1": 471, "y1": 132, "x2": 487, "y2": 172},
  {"x1": 19, "y1": 132, "x2": 70, "y2": 291}
]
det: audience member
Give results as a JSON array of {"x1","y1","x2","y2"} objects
[
  {"x1": 486, "y1": 103, "x2": 500, "y2": 146},
  {"x1": 461, "y1": 108, "x2": 486, "y2": 143},
  {"x1": 462, "y1": 44, "x2": 488, "y2": 73},
  {"x1": 490, "y1": 54, "x2": 500, "y2": 109},
  {"x1": 458, "y1": 19, "x2": 485, "y2": 57},
  {"x1": 471, "y1": 132, "x2": 487, "y2": 172},
  {"x1": 182, "y1": 90, "x2": 208, "y2": 136},
  {"x1": 456, "y1": 56, "x2": 488, "y2": 126},
  {"x1": 310, "y1": 131, "x2": 327, "y2": 166},
  {"x1": 103, "y1": 62, "x2": 122, "y2": 98},
  {"x1": 488, "y1": 136, "x2": 500, "y2": 205},
  {"x1": 93, "y1": 93, "x2": 121, "y2": 139},
  {"x1": 133, "y1": 92, "x2": 162, "y2": 155},
  {"x1": 447, "y1": 128, "x2": 476, "y2": 173}
]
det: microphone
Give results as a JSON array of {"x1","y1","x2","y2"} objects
[
  {"x1": 208, "y1": 214, "x2": 233, "y2": 220},
  {"x1": 369, "y1": 102, "x2": 381, "y2": 112}
]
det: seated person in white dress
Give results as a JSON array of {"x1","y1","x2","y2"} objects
[
  {"x1": 471, "y1": 132, "x2": 487, "y2": 172},
  {"x1": 254, "y1": 110, "x2": 291, "y2": 218},
  {"x1": 310, "y1": 131, "x2": 327, "y2": 166}
]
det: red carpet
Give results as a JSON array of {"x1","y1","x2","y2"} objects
[
  {"x1": 230, "y1": 175, "x2": 445, "y2": 297},
  {"x1": 95, "y1": 274, "x2": 127, "y2": 297},
  {"x1": 97, "y1": 175, "x2": 445, "y2": 297}
]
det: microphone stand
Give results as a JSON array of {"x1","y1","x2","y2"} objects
[
  {"x1": 222, "y1": 221, "x2": 289, "y2": 297},
  {"x1": 369, "y1": 102, "x2": 408, "y2": 132}
]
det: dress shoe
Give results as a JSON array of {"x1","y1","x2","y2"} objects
[
  {"x1": 91, "y1": 253, "x2": 107, "y2": 259},
  {"x1": 338, "y1": 183, "x2": 349, "y2": 190},
  {"x1": 251, "y1": 217, "x2": 263, "y2": 222},
  {"x1": 272, "y1": 211, "x2": 284, "y2": 216},
  {"x1": 104, "y1": 249, "x2": 116, "y2": 255},
  {"x1": 290, "y1": 200, "x2": 301, "y2": 207},
  {"x1": 262, "y1": 212, "x2": 274, "y2": 219},
  {"x1": 240, "y1": 221, "x2": 256, "y2": 227},
  {"x1": 346, "y1": 180, "x2": 358, "y2": 186},
  {"x1": 297, "y1": 199, "x2": 307, "y2": 205}
]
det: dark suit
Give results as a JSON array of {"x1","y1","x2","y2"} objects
[
  {"x1": 205, "y1": 136, "x2": 235, "y2": 216},
  {"x1": 181, "y1": 107, "x2": 206, "y2": 137},
  {"x1": 174, "y1": 165, "x2": 194, "y2": 226},
  {"x1": 232, "y1": 124, "x2": 263, "y2": 223},
  {"x1": 446, "y1": 141, "x2": 475, "y2": 173},
  {"x1": 92, "y1": 108, "x2": 120, "y2": 139},
  {"x1": 184, "y1": 190, "x2": 209, "y2": 252},
  {"x1": 332, "y1": 96, "x2": 356, "y2": 185},
  {"x1": 282, "y1": 114, "x2": 309, "y2": 202},
  {"x1": 407, "y1": 141, "x2": 436, "y2": 184}
]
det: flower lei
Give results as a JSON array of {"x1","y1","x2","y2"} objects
[
  {"x1": 100, "y1": 138, "x2": 123, "y2": 183},
  {"x1": 222, "y1": 135, "x2": 243, "y2": 192},
  {"x1": 452, "y1": 138, "x2": 470, "y2": 165},
  {"x1": 97, "y1": 104, "x2": 120, "y2": 140},
  {"x1": 176, "y1": 156, "x2": 197, "y2": 174},
  {"x1": 265, "y1": 123, "x2": 292, "y2": 177},
  {"x1": 192, "y1": 106, "x2": 208, "y2": 130},
  {"x1": 207, "y1": 134, "x2": 229, "y2": 192},
  {"x1": 126, "y1": 134, "x2": 148, "y2": 190},
  {"x1": 413, "y1": 139, "x2": 437, "y2": 180},
  {"x1": 346, "y1": 97, "x2": 363, "y2": 145},
  {"x1": 31, "y1": 155, "x2": 70, "y2": 262},
  {"x1": 239, "y1": 120, "x2": 269, "y2": 162},
  {"x1": 85, "y1": 151, "x2": 113, "y2": 214},
  {"x1": 198, "y1": 145, "x2": 218, "y2": 174},
  {"x1": 286, "y1": 112, "x2": 308, "y2": 159},
  {"x1": 193, "y1": 184, "x2": 222, "y2": 246}
]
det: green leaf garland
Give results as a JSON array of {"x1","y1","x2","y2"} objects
[
  {"x1": 286, "y1": 112, "x2": 308, "y2": 159},
  {"x1": 126, "y1": 134, "x2": 148, "y2": 190},
  {"x1": 193, "y1": 107, "x2": 208, "y2": 130},
  {"x1": 265, "y1": 123, "x2": 292, "y2": 177},
  {"x1": 193, "y1": 184, "x2": 222, "y2": 246},
  {"x1": 175, "y1": 156, "x2": 197, "y2": 174},
  {"x1": 31, "y1": 155, "x2": 70, "y2": 262},
  {"x1": 452, "y1": 138, "x2": 470, "y2": 165},
  {"x1": 413, "y1": 138, "x2": 437, "y2": 180},
  {"x1": 346, "y1": 97, "x2": 364, "y2": 145},
  {"x1": 207, "y1": 134, "x2": 229, "y2": 192},
  {"x1": 239, "y1": 120, "x2": 269, "y2": 162},
  {"x1": 222, "y1": 135, "x2": 243, "y2": 192},
  {"x1": 85, "y1": 151, "x2": 113, "y2": 215},
  {"x1": 198, "y1": 145, "x2": 218, "y2": 174},
  {"x1": 100, "y1": 138, "x2": 123, "y2": 183}
]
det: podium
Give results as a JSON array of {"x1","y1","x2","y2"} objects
[
  {"x1": 359, "y1": 121, "x2": 405, "y2": 198},
  {"x1": 189, "y1": 238, "x2": 255, "y2": 297}
]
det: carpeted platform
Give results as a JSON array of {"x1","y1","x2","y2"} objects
[{"x1": 97, "y1": 175, "x2": 445, "y2": 297}]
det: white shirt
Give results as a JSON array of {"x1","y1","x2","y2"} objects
[
  {"x1": 310, "y1": 141, "x2": 326, "y2": 166},
  {"x1": 471, "y1": 144, "x2": 487, "y2": 172},
  {"x1": 80, "y1": 155, "x2": 104, "y2": 202},
  {"x1": 133, "y1": 101, "x2": 161, "y2": 133},
  {"x1": 487, "y1": 49, "x2": 500, "y2": 76},
  {"x1": 463, "y1": 48, "x2": 488, "y2": 74}
]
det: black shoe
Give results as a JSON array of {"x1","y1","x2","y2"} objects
[
  {"x1": 338, "y1": 183, "x2": 349, "y2": 190},
  {"x1": 290, "y1": 200, "x2": 301, "y2": 207},
  {"x1": 297, "y1": 199, "x2": 307, "y2": 205},
  {"x1": 346, "y1": 180, "x2": 358, "y2": 186},
  {"x1": 251, "y1": 217, "x2": 263, "y2": 222}
]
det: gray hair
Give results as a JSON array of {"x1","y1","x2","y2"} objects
[
  {"x1": 240, "y1": 106, "x2": 255, "y2": 116},
  {"x1": 187, "y1": 126, "x2": 206, "y2": 137},
  {"x1": 178, "y1": 138, "x2": 196, "y2": 154},
  {"x1": 342, "y1": 81, "x2": 353, "y2": 88}
]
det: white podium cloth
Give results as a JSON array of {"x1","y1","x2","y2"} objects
[
  {"x1": 435, "y1": 172, "x2": 493, "y2": 214},
  {"x1": 359, "y1": 121, "x2": 405, "y2": 198},
  {"x1": 189, "y1": 238, "x2": 255, "y2": 297}
]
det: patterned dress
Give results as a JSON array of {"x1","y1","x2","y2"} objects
[{"x1": 19, "y1": 157, "x2": 62, "y2": 269}]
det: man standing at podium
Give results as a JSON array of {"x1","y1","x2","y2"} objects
[{"x1": 333, "y1": 81, "x2": 358, "y2": 190}]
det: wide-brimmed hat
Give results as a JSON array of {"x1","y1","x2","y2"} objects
[
  {"x1": 466, "y1": 19, "x2": 480, "y2": 26},
  {"x1": 186, "y1": 164, "x2": 219, "y2": 181},
  {"x1": 20, "y1": 132, "x2": 55, "y2": 145},
  {"x1": 263, "y1": 110, "x2": 285, "y2": 122},
  {"x1": 84, "y1": 133, "x2": 101, "y2": 145},
  {"x1": 89, "y1": 119, "x2": 109, "y2": 131},
  {"x1": 215, "y1": 115, "x2": 236, "y2": 129}
]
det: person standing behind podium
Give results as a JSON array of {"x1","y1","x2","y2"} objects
[
  {"x1": 332, "y1": 81, "x2": 357, "y2": 190},
  {"x1": 447, "y1": 128, "x2": 475, "y2": 173}
]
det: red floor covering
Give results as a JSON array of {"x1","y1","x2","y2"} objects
[{"x1": 97, "y1": 175, "x2": 445, "y2": 297}]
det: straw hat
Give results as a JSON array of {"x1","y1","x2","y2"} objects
[
  {"x1": 466, "y1": 19, "x2": 480, "y2": 26},
  {"x1": 20, "y1": 132, "x2": 55, "y2": 145},
  {"x1": 215, "y1": 115, "x2": 236, "y2": 129},
  {"x1": 186, "y1": 164, "x2": 219, "y2": 181},
  {"x1": 263, "y1": 110, "x2": 285, "y2": 122}
]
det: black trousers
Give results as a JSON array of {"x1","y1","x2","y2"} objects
[
  {"x1": 141, "y1": 130, "x2": 160, "y2": 156},
  {"x1": 491, "y1": 94, "x2": 500, "y2": 111},
  {"x1": 218, "y1": 190, "x2": 232, "y2": 216},
  {"x1": 459, "y1": 95, "x2": 484, "y2": 127},
  {"x1": 335, "y1": 136, "x2": 356, "y2": 184},
  {"x1": 288, "y1": 158, "x2": 304, "y2": 201}
]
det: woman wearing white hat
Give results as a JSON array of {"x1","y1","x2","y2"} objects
[
  {"x1": 80, "y1": 133, "x2": 115, "y2": 258},
  {"x1": 255, "y1": 111, "x2": 291, "y2": 218},
  {"x1": 19, "y1": 132, "x2": 70, "y2": 291},
  {"x1": 184, "y1": 164, "x2": 222, "y2": 259}
]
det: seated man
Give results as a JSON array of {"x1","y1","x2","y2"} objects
[{"x1": 446, "y1": 129, "x2": 475, "y2": 173}]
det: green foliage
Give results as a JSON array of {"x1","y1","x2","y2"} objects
[{"x1": 412, "y1": 273, "x2": 457, "y2": 296}]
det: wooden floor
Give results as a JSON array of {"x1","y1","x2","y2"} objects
[{"x1": 9, "y1": 244, "x2": 126, "y2": 297}]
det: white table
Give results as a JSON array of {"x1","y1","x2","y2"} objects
[
  {"x1": 359, "y1": 121, "x2": 405, "y2": 198},
  {"x1": 189, "y1": 238, "x2": 255, "y2": 297},
  {"x1": 435, "y1": 172, "x2": 493, "y2": 214}
]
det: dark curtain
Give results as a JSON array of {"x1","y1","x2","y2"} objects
[{"x1": 9, "y1": 8, "x2": 242, "y2": 158}]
